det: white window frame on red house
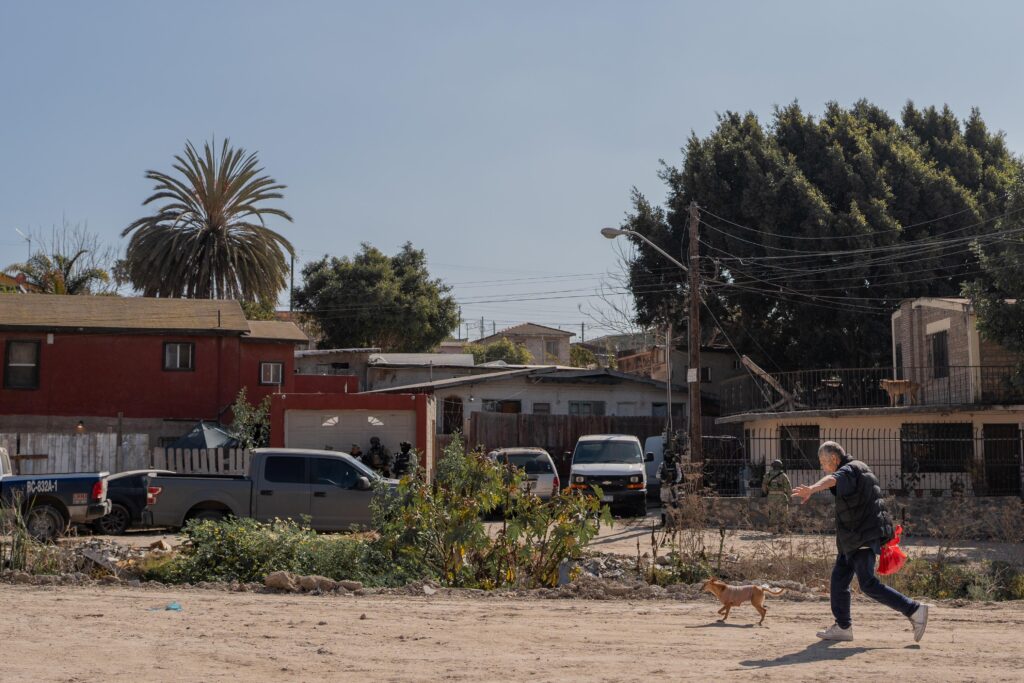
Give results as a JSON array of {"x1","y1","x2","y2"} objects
[
  {"x1": 163, "y1": 342, "x2": 194, "y2": 371},
  {"x1": 260, "y1": 361, "x2": 284, "y2": 385},
  {"x1": 4, "y1": 339, "x2": 41, "y2": 390}
]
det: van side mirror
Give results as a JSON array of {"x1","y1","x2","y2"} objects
[
  {"x1": 356, "y1": 476, "x2": 371, "y2": 491},
  {"x1": 644, "y1": 452, "x2": 655, "y2": 462}
]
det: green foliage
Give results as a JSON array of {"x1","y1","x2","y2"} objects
[
  {"x1": 241, "y1": 299, "x2": 278, "y2": 321},
  {"x1": 143, "y1": 438, "x2": 610, "y2": 589},
  {"x1": 295, "y1": 242, "x2": 459, "y2": 352},
  {"x1": 570, "y1": 344, "x2": 598, "y2": 368},
  {"x1": 146, "y1": 517, "x2": 389, "y2": 585},
  {"x1": 373, "y1": 436, "x2": 610, "y2": 588},
  {"x1": 229, "y1": 387, "x2": 272, "y2": 449},
  {"x1": 122, "y1": 138, "x2": 294, "y2": 303},
  {"x1": 624, "y1": 101, "x2": 1023, "y2": 368},
  {"x1": 964, "y1": 191, "x2": 1024, "y2": 355},
  {"x1": 464, "y1": 337, "x2": 534, "y2": 365},
  {"x1": 4, "y1": 250, "x2": 110, "y2": 295}
]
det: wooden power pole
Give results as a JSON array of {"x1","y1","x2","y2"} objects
[{"x1": 688, "y1": 202, "x2": 702, "y2": 461}]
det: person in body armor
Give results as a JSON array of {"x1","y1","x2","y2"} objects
[
  {"x1": 393, "y1": 441, "x2": 416, "y2": 478},
  {"x1": 658, "y1": 436, "x2": 685, "y2": 527},
  {"x1": 363, "y1": 436, "x2": 393, "y2": 477},
  {"x1": 792, "y1": 441, "x2": 931, "y2": 643},
  {"x1": 761, "y1": 459, "x2": 792, "y2": 533}
]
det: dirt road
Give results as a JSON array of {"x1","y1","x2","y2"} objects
[{"x1": 2, "y1": 585, "x2": 1021, "y2": 682}]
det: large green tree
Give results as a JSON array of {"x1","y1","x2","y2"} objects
[
  {"x1": 622, "y1": 101, "x2": 1022, "y2": 369},
  {"x1": 122, "y1": 139, "x2": 294, "y2": 304},
  {"x1": 464, "y1": 337, "x2": 534, "y2": 365},
  {"x1": 964, "y1": 190, "x2": 1024, "y2": 356},
  {"x1": 295, "y1": 242, "x2": 459, "y2": 351}
]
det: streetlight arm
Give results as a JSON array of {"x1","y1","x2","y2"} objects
[{"x1": 617, "y1": 229, "x2": 688, "y2": 273}]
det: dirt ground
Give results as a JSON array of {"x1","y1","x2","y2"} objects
[{"x1": 2, "y1": 584, "x2": 1022, "y2": 682}]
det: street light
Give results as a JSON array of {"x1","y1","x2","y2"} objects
[
  {"x1": 14, "y1": 228, "x2": 32, "y2": 259},
  {"x1": 600, "y1": 204, "x2": 703, "y2": 463},
  {"x1": 600, "y1": 227, "x2": 688, "y2": 272}
]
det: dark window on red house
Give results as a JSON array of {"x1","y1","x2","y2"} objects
[
  {"x1": 4, "y1": 340, "x2": 40, "y2": 389},
  {"x1": 260, "y1": 361, "x2": 283, "y2": 385},
  {"x1": 163, "y1": 342, "x2": 194, "y2": 371}
]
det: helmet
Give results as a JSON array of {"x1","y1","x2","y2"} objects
[{"x1": 770, "y1": 459, "x2": 784, "y2": 471}]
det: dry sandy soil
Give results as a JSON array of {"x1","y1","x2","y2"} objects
[{"x1": 1, "y1": 584, "x2": 1022, "y2": 682}]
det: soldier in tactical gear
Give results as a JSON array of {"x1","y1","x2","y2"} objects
[
  {"x1": 364, "y1": 436, "x2": 393, "y2": 477},
  {"x1": 393, "y1": 441, "x2": 416, "y2": 478},
  {"x1": 761, "y1": 459, "x2": 792, "y2": 533},
  {"x1": 658, "y1": 434, "x2": 685, "y2": 528}
]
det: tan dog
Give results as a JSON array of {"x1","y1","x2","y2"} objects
[
  {"x1": 879, "y1": 378, "x2": 921, "y2": 407},
  {"x1": 701, "y1": 578, "x2": 785, "y2": 625}
]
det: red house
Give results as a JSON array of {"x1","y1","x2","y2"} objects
[{"x1": 0, "y1": 295, "x2": 308, "y2": 444}]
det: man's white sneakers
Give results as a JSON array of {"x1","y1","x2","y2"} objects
[
  {"x1": 816, "y1": 623, "x2": 854, "y2": 641},
  {"x1": 909, "y1": 603, "x2": 932, "y2": 642}
]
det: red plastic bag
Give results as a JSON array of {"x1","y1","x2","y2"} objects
[{"x1": 877, "y1": 524, "x2": 908, "y2": 575}]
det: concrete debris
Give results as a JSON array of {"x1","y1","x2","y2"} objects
[{"x1": 149, "y1": 539, "x2": 174, "y2": 552}]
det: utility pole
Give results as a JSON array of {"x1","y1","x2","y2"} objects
[
  {"x1": 580, "y1": 322, "x2": 585, "y2": 342},
  {"x1": 480, "y1": 316, "x2": 485, "y2": 340},
  {"x1": 688, "y1": 201, "x2": 702, "y2": 461},
  {"x1": 289, "y1": 253, "x2": 295, "y2": 311},
  {"x1": 664, "y1": 321, "x2": 673, "y2": 437}
]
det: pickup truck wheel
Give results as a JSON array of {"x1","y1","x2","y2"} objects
[
  {"x1": 188, "y1": 510, "x2": 226, "y2": 524},
  {"x1": 25, "y1": 504, "x2": 67, "y2": 542},
  {"x1": 93, "y1": 504, "x2": 130, "y2": 536}
]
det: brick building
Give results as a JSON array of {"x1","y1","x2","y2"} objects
[{"x1": 891, "y1": 297, "x2": 1021, "y2": 403}]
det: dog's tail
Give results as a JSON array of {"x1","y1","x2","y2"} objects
[{"x1": 762, "y1": 585, "x2": 786, "y2": 596}]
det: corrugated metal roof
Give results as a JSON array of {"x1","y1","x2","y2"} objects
[
  {"x1": 245, "y1": 320, "x2": 308, "y2": 343},
  {"x1": 369, "y1": 353, "x2": 475, "y2": 367},
  {"x1": 0, "y1": 294, "x2": 249, "y2": 333}
]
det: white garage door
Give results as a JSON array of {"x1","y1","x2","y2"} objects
[{"x1": 285, "y1": 409, "x2": 417, "y2": 452}]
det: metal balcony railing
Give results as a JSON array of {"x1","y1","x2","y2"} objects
[{"x1": 720, "y1": 365, "x2": 1024, "y2": 416}]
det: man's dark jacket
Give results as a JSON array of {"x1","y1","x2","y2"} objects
[{"x1": 830, "y1": 459, "x2": 895, "y2": 556}]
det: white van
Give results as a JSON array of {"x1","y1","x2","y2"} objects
[
  {"x1": 568, "y1": 434, "x2": 652, "y2": 517},
  {"x1": 643, "y1": 435, "x2": 665, "y2": 501}
]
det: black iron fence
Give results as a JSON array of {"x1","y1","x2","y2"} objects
[
  {"x1": 685, "y1": 427, "x2": 1023, "y2": 498},
  {"x1": 720, "y1": 366, "x2": 1024, "y2": 416}
]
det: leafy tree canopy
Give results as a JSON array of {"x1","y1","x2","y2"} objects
[
  {"x1": 570, "y1": 344, "x2": 598, "y2": 368},
  {"x1": 465, "y1": 337, "x2": 534, "y2": 365},
  {"x1": 964, "y1": 190, "x2": 1024, "y2": 356},
  {"x1": 622, "y1": 101, "x2": 1023, "y2": 369},
  {"x1": 295, "y1": 242, "x2": 459, "y2": 352}
]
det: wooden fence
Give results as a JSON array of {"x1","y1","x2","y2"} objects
[
  {"x1": 149, "y1": 448, "x2": 250, "y2": 475},
  {"x1": 0, "y1": 433, "x2": 150, "y2": 475},
  {"x1": 0, "y1": 433, "x2": 250, "y2": 476}
]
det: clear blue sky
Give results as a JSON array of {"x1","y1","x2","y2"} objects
[{"x1": 2, "y1": 1, "x2": 1022, "y2": 339}]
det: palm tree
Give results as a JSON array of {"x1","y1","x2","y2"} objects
[
  {"x1": 122, "y1": 139, "x2": 294, "y2": 302},
  {"x1": 4, "y1": 250, "x2": 110, "y2": 294}
]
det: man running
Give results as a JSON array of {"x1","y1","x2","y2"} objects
[{"x1": 791, "y1": 441, "x2": 931, "y2": 642}]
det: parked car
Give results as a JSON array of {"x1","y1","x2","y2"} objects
[
  {"x1": 143, "y1": 448, "x2": 396, "y2": 531},
  {"x1": 487, "y1": 448, "x2": 560, "y2": 501},
  {"x1": 568, "y1": 435, "x2": 652, "y2": 517},
  {"x1": 0, "y1": 447, "x2": 110, "y2": 541},
  {"x1": 91, "y1": 469, "x2": 174, "y2": 535}
]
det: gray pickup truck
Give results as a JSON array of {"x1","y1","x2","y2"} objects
[{"x1": 143, "y1": 448, "x2": 395, "y2": 531}]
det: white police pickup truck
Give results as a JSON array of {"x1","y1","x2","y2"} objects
[{"x1": 0, "y1": 447, "x2": 110, "y2": 541}]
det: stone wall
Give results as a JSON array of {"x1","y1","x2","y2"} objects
[{"x1": 699, "y1": 494, "x2": 1024, "y2": 542}]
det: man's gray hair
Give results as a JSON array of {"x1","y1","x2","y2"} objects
[{"x1": 818, "y1": 441, "x2": 849, "y2": 462}]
